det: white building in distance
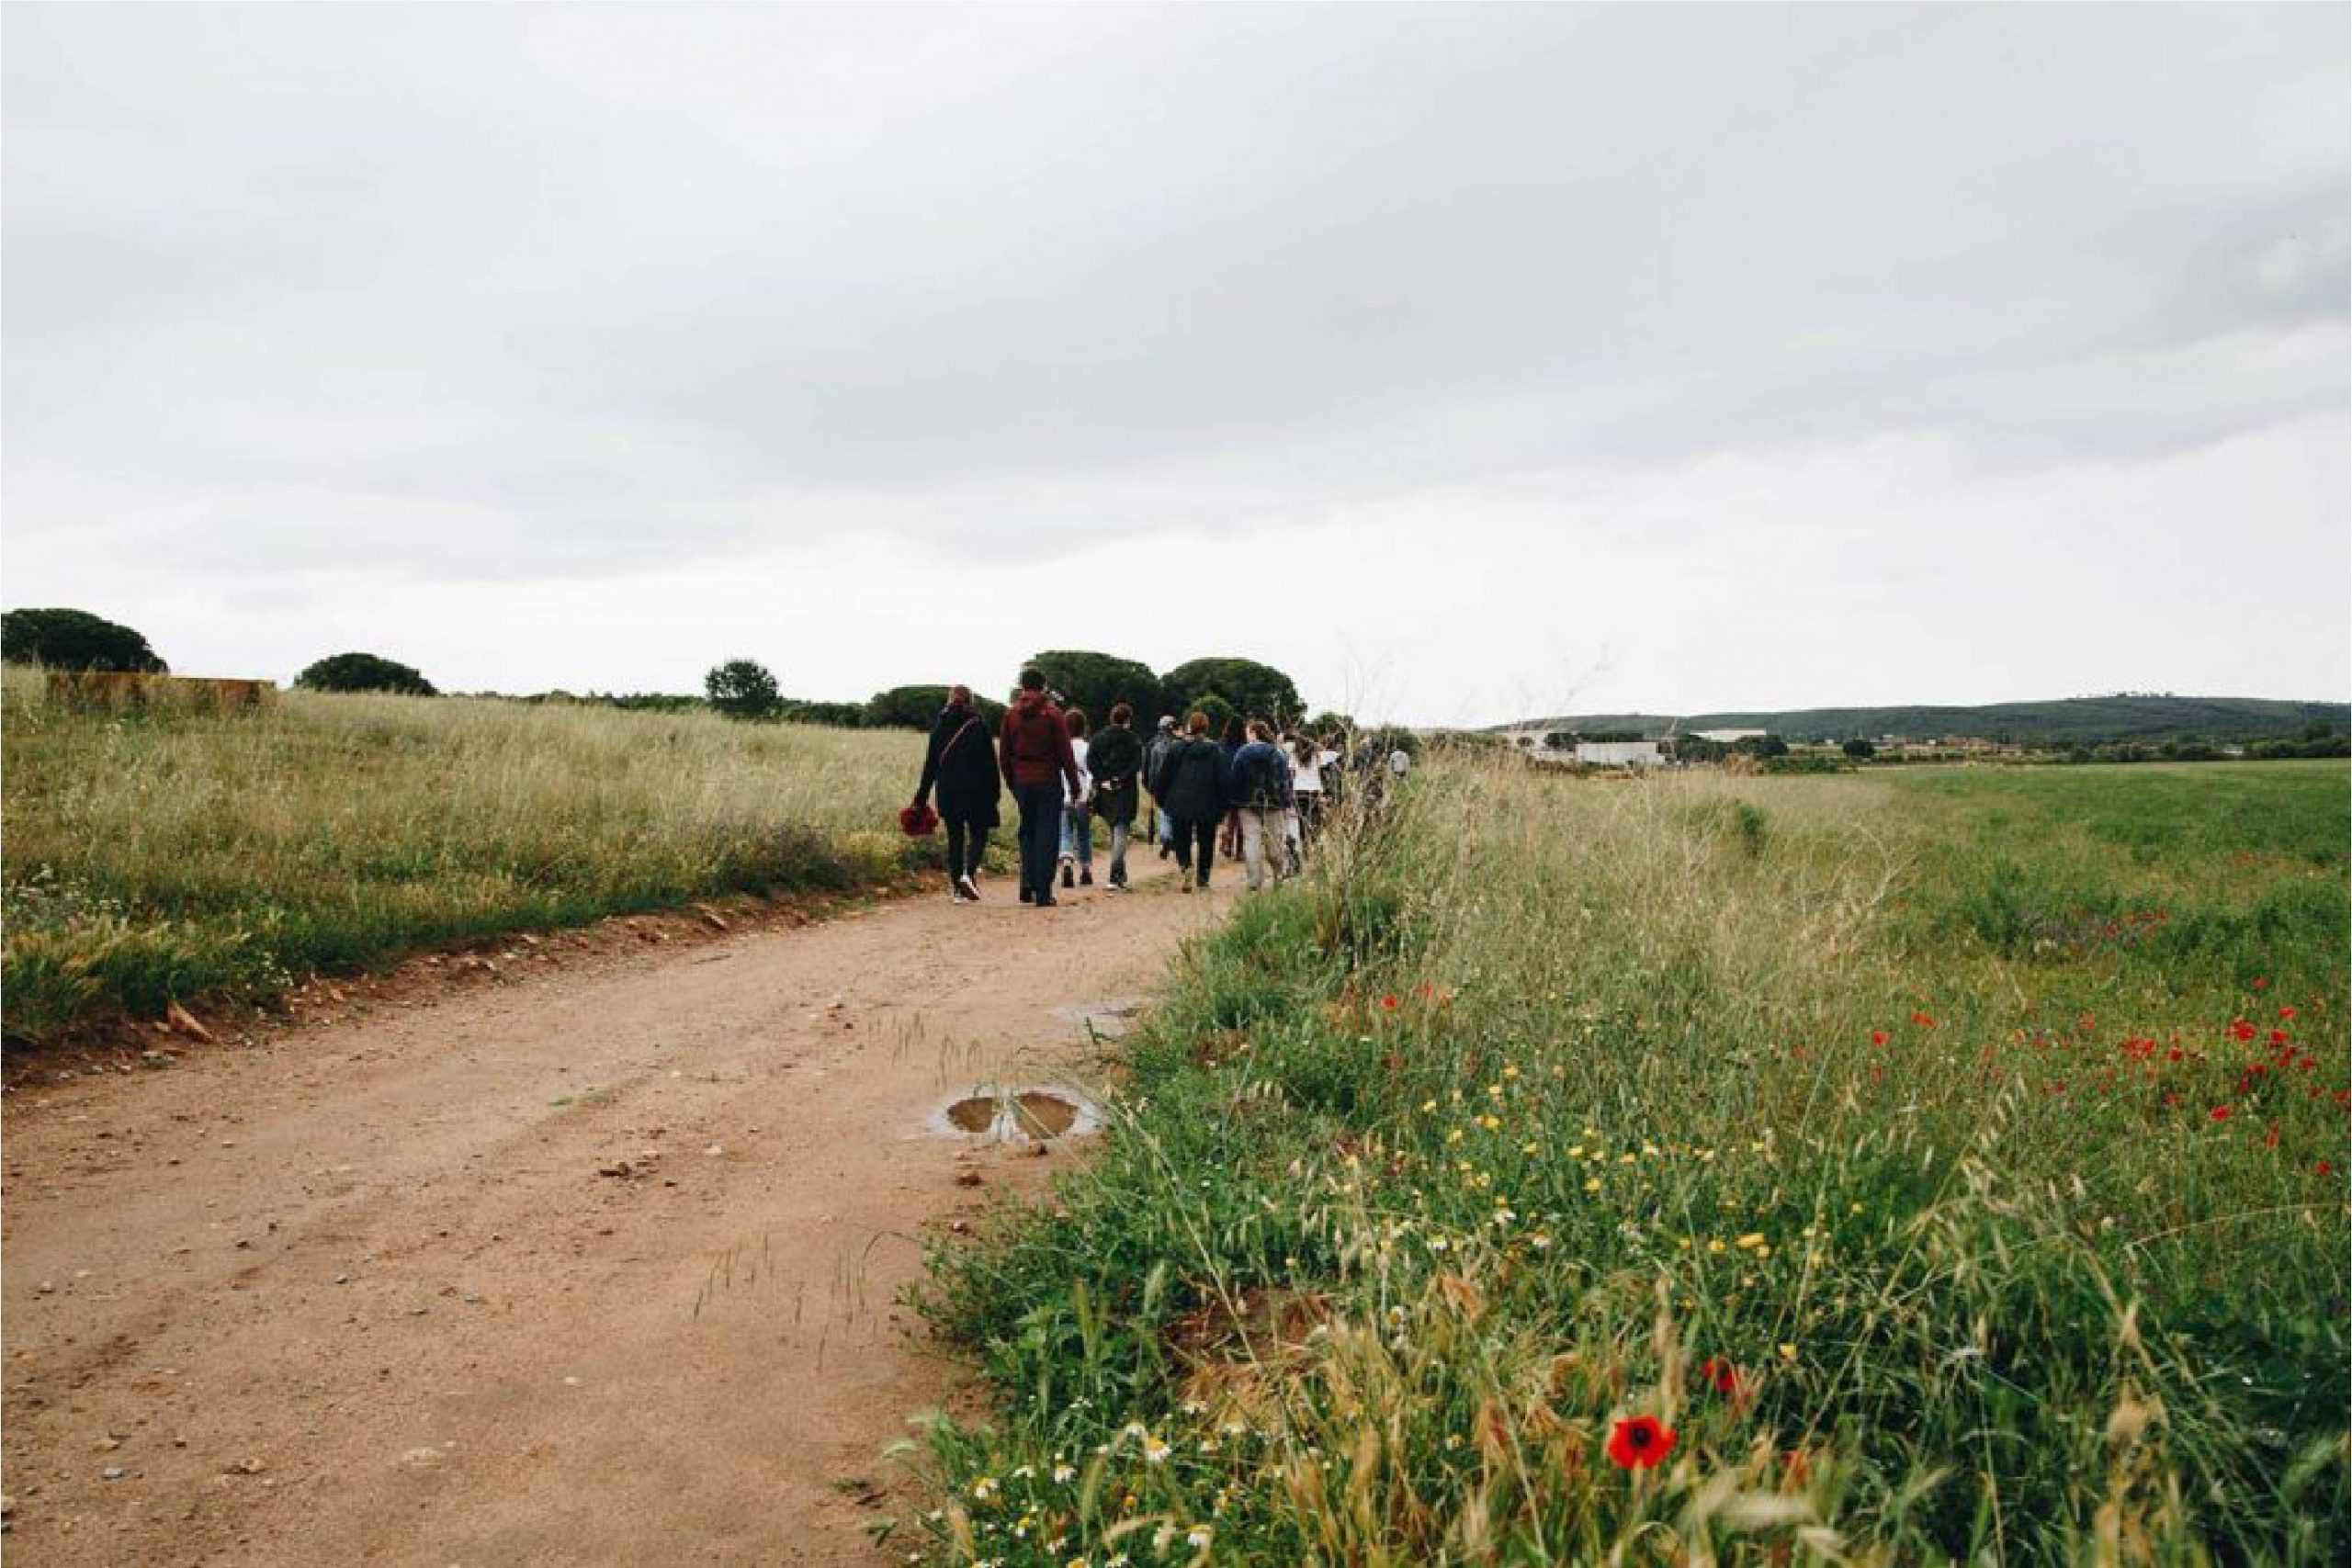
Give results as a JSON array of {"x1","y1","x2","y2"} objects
[
  {"x1": 1574, "y1": 739, "x2": 1667, "y2": 768},
  {"x1": 1501, "y1": 731, "x2": 1669, "y2": 768}
]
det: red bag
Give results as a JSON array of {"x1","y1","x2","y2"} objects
[{"x1": 899, "y1": 803, "x2": 939, "y2": 838}]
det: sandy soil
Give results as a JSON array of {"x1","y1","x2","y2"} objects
[{"x1": 2, "y1": 854, "x2": 1232, "y2": 1565}]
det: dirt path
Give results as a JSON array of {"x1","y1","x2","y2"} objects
[{"x1": 2, "y1": 856, "x2": 1233, "y2": 1565}]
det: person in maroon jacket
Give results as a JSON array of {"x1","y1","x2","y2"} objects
[{"x1": 998, "y1": 667, "x2": 1083, "y2": 908}]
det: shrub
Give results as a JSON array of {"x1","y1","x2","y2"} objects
[
  {"x1": 703, "y1": 658, "x2": 781, "y2": 721},
  {"x1": 865, "y1": 684, "x2": 1007, "y2": 731},
  {"x1": 1026, "y1": 650, "x2": 1164, "y2": 726},
  {"x1": 1, "y1": 607, "x2": 167, "y2": 672},
  {"x1": 1159, "y1": 656, "x2": 1302, "y2": 724},
  {"x1": 779, "y1": 699, "x2": 866, "y2": 728},
  {"x1": 296, "y1": 651, "x2": 436, "y2": 695}
]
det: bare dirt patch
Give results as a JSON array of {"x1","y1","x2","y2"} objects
[{"x1": 2, "y1": 860, "x2": 1228, "y2": 1565}]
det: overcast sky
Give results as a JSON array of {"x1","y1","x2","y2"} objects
[{"x1": 5, "y1": 4, "x2": 2345, "y2": 725}]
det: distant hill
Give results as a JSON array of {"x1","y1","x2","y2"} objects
[{"x1": 1495, "y1": 695, "x2": 2351, "y2": 747}]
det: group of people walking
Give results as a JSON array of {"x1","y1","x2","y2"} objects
[{"x1": 910, "y1": 667, "x2": 1385, "y2": 907}]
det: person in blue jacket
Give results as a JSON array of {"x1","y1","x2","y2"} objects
[{"x1": 1227, "y1": 719, "x2": 1295, "y2": 892}]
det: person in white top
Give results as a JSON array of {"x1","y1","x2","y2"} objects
[
  {"x1": 1058, "y1": 708, "x2": 1095, "y2": 889},
  {"x1": 1285, "y1": 733, "x2": 1327, "y2": 863}
]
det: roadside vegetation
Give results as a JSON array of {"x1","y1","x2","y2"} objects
[
  {"x1": 0, "y1": 668, "x2": 927, "y2": 1045},
  {"x1": 918, "y1": 759, "x2": 2349, "y2": 1564}
]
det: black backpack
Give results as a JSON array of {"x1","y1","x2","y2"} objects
[{"x1": 1238, "y1": 744, "x2": 1287, "y2": 807}]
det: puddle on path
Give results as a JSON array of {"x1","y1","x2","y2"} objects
[{"x1": 929, "y1": 1087, "x2": 1100, "y2": 1143}]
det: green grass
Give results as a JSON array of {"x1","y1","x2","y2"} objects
[
  {"x1": 1, "y1": 670, "x2": 940, "y2": 1043},
  {"x1": 914, "y1": 759, "x2": 2348, "y2": 1564}
]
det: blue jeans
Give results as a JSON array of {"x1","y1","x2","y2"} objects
[
  {"x1": 1059, "y1": 803, "x2": 1093, "y2": 864},
  {"x1": 1014, "y1": 783, "x2": 1063, "y2": 900}
]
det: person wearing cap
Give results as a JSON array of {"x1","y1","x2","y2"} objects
[{"x1": 1144, "y1": 714, "x2": 1180, "y2": 859}]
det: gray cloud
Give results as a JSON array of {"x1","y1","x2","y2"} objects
[{"x1": 3, "y1": 4, "x2": 2344, "y2": 711}]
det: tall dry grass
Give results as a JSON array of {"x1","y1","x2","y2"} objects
[
  {"x1": 917, "y1": 752, "x2": 2348, "y2": 1563},
  {"x1": 2, "y1": 669, "x2": 931, "y2": 1042}
]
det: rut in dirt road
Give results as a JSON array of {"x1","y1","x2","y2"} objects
[{"x1": 2, "y1": 859, "x2": 1233, "y2": 1566}]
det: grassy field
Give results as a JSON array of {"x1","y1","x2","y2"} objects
[
  {"x1": 918, "y1": 759, "x2": 2348, "y2": 1564},
  {"x1": 1, "y1": 670, "x2": 932, "y2": 1044}
]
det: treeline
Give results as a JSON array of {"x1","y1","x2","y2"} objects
[
  {"x1": 2058, "y1": 731, "x2": 2350, "y2": 764},
  {"x1": 690, "y1": 649, "x2": 1361, "y2": 737},
  {"x1": 0, "y1": 608, "x2": 1363, "y2": 738}
]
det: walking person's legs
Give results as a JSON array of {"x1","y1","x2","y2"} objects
[
  {"x1": 944, "y1": 817, "x2": 969, "y2": 897},
  {"x1": 1017, "y1": 784, "x2": 1059, "y2": 903},
  {"x1": 1071, "y1": 805, "x2": 1093, "y2": 884},
  {"x1": 1186, "y1": 817, "x2": 1217, "y2": 888},
  {"x1": 958, "y1": 819, "x2": 989, "y2": 896},
  {"x1": 1244, "y1": 807, "x2": 1283, "y2": 890},
  {"x1": 1013, "y1": 792, "x2": 1038, "y2": 901}
]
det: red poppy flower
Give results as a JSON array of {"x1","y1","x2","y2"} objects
[
  {"x1": 1909, "y1": 1011, "x2": 1937, "y2": 1028},
  {"x1": 2278, "y1": 1006, "x2": 2297, "y2": 1021},
  {"x1": 2270, "y1": 1029, "x2": 2291, "y2": 1046},
  {"x1": 2319, "y1": 1161, "x2": 2334, "y2": 1176},
  {"x1": 2252, "y1": 976, "x2": 2269, "y2": 990},
  {"x1": 2229, "y1": 1020, "x2": 2257, "y2": 1043},
  {"x1": 1380, "y1": 994, "x2": 1399, "y2": 1011},
  {"x1": 1870, "y1": 1030, "x2": 1889, "y2": 1048},
  {"x1": 2210, "y1": 1106, "x2": 2232, "y2": 1122},
  {"x1": 2263, "y1": 1122, "x2": 2280, "y2": 1148},
  {"x1": 1606, "y1": 1416, "x2": 1677, "y2": 1470},
  {"x1": 1698, "y1": 1358, "x2": 1745, "y2": 1399}
]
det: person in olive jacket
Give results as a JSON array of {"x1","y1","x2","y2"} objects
[
  {"x1": 912, "y1": 684, "x2": 1001, "y2": 903},
  {"x1": 1086, "y1": 702, "x2": 1145, "y2": 891},
  {"x1": 1150, "y1": 711, "x2": 1229, "y2": 892}
]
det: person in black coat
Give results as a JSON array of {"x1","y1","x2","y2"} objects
[
  {"x1": 1087, "y1": 703, "x2": 1145, "y2": 890},
  {"x1": 913, "y1": 685, "x2": 1001, "y2": 902},
  {"x1": 1150, "y1": 711, "x2": 1229, "y2": 892}
]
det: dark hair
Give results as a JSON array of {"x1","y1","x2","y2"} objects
[
  {"x1": 1108, "y1": 702, "x2": 1133, "y2": 727},
  {"x1": 1018, "y1": 667, "x2": 1045, "y2": 692},
  {"x1": 1065, "y1": 708, "x2": 1089, "y2": 739},
  {"x1": 1222, "y1": 716, "x2": 1246, "y2": 745}
]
